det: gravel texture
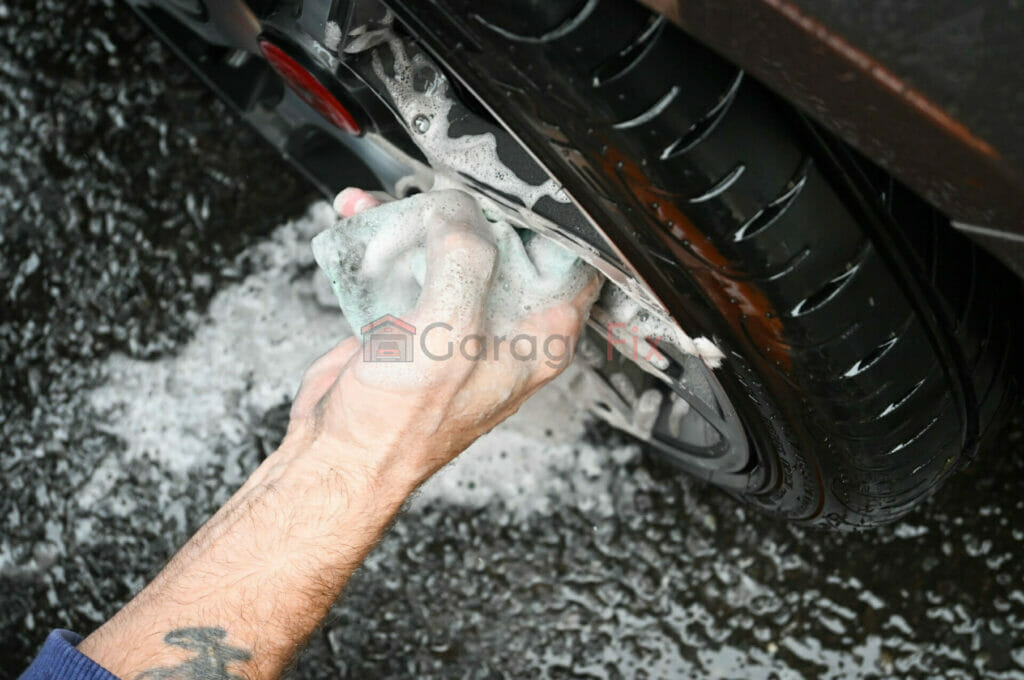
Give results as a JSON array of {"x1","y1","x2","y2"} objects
[{"x1": 2, "y1": 1, "x2": 1024, "y2": 679}]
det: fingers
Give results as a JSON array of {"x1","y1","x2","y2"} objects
[
  {"x1": 324, "y1": 188, "x2": 601, "y2": 388},
  {"x1": 333, "y1": 187, "x2": 381, "y2": 218},
  {"x1": 518, "y1": 236, "x2": 603, "y2": 335},
  {"x1": 410, "y1": 194, "x2": 497, "y2": 339},
  {"x1": 515, "y1": 264, "x2": 601, "y2": 388},
  {"x1": 525, "y1": 235, "x2": 600, "y2": 302},
  {"x1": 567, "y1": 266, "x2": 603, "y2": 319}
]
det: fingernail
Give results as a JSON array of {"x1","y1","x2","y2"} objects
[{"x1": 333, "y1": 188, "x2": 359, "y2": 216}]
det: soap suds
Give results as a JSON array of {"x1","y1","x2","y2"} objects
[
  {"x1": 371, "y1": 40, "x2": 569, "y2": 210},
  {"x1": 324, "y1": 21, "x2": 342, "y2": 52},
  {"x1": 90, "y1": 203, "x2": 346, "y2": 473},
  {"x1": 594, "y1": 285, "x2": 725, "y2": 370},
  {"x1": 339, "y1": 8, "x2": 395, "y2": 55}
]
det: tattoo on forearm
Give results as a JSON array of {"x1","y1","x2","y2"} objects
[{"x1": 134, "y1": 627, "x2": 251, "y2": 680}]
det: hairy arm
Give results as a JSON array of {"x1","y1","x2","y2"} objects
[
  {"x1": 77, "y1": 441, "x2": 416, "y2": 680},
  {"x1": 74, "y1": 187, "x2": 599, "y2": 680}
]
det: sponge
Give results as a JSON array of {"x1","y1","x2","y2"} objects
[{"x1": 311, "y1": 189, "x2": 596, "y2": 339}]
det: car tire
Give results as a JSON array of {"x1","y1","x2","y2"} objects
[{"x1": 382, "y1": 0, "x2": 1022, "y2": 527}]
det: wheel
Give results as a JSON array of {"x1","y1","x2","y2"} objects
[{"x1": 139, "y1": 0, "x2": 1021, "y2": 527}]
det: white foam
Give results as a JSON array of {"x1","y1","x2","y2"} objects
[
  {"x1": 596, "y1": 285, "x2": 725, "y2": 370},
  {"x1": 372, "y1": 40, "x2": 568, "y2": 209},
  {"x1": 89, "y1": 203, "x2": 345, "y2": 472},
  {"x1": 323, "y1": 21, "x2": 342, "y2": 52}
]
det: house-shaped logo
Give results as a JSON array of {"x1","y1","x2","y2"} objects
[{"x1": 360, "y1": 314, "x2": 416, "y2": 362}]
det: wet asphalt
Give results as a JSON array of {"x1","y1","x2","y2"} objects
[{"x1": 2, "y1": 1, "x2": 1024, "y2": 678}]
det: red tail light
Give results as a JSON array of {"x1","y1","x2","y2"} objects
[{"x1": 259, "y1": 40, "x2": 361, "y2": 134}]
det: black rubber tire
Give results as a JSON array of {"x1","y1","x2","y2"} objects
[{"x1": 387, "y1": 0, "x2": 1022, "y2": 527}]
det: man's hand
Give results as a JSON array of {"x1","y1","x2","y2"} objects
[
  {"x1": 74, "y1": 188, "x2": 599, "y2": 680},
  {"x1": 284, "y1": 187, "x2": 601, "y2": 497}
]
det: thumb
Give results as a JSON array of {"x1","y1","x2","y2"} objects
[{"x1": 333, "y1": 187, "x2": 382, "y2": 217}]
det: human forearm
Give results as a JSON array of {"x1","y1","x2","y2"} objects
[
  {"x1": 77, "y1": 441, "x2": 415, "y2": 680},
  {"x1": 63, "y1": 187, "x2": 598, "y2": 680}
]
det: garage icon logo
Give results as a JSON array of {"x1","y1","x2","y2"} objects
[{"x1": 361, "y1": 314, "x2": 416, "y2": 362}]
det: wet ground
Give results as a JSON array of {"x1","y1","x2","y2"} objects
[{"x1": 3, "y1": 2, "x2": 1024, "y2": 678}]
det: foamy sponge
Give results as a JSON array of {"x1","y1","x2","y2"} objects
[{"x1": 311, "y1": 189, "x2": 596, "y2": 339}]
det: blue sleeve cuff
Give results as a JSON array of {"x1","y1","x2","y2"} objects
[{"x1": 19, "y1": 630, "x2": 120, "y2": 680}]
